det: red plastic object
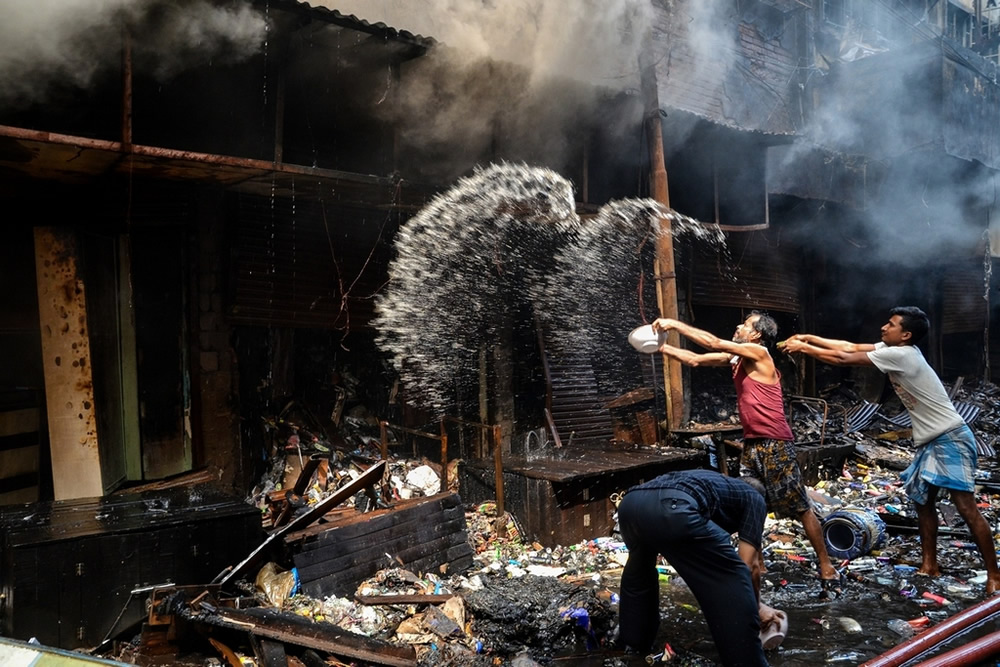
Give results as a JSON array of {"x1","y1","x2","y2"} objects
[{"x1": 921, "y1": 592, "x2": 950, "y2": 605}]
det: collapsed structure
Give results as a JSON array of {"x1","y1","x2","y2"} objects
[{"x1": 1, "y1": 0, "x2": 1000, "y2": 662}]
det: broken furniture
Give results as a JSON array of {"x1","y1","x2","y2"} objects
[
  {"x1": 459, "y1": 443, "x2": 703, "y2": 547},
  {"x1": 124, "y1": 585, "x2": 417, "y2": 667},
  {"x1": 286, "y1": 492, "x2": 474, "y2": 599},
  {"x1": 670, "y1": 423, "x2": 744, "y2": 475},
  {"x1": 219, "y1": 460, "x2": 386, "y2": 589},
  {"x1": 0, "y1": 484, "x2": 263, "y2": 650}
]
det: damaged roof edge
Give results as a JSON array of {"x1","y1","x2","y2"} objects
[
  {"x1": 282, "y1": 0, "x2": 437, "y2": 50},
  {"x1": 658, "y1": 104, "x2": 797, "y2": 139}
]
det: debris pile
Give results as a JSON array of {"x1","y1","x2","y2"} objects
[{"x1": 79, "y1": 378, "x2": 1000, "y2": 666}]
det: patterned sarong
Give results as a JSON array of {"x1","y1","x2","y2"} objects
[
  {"x1": 741, "y1": 437, "x2": 811, "y2": 519},
  {"x1": 900, "y1": 424, "x2": 978, "y2": 505}
]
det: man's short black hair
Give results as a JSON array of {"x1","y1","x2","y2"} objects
[
  {"x1": 750, "y1": 311, "x2": 778, "y2": 346},
  {"x1": 890, "y1": 306, "x2": 930, "y2": 345}
]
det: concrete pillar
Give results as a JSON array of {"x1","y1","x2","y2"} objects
[{"x1": 34, "y1": 228, "x2": 103, "y2": 499}]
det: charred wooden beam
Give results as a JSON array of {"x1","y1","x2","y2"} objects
[
  {"x1": 355, "y1": 594, "x2": 456, "y2": 605},
  {"x1": 218, "y1": 460, "x2": 386, "y2": 588},
  {"x1": 289, "y1": 492, "x2": 473, "y2": 599},
  {"x1": 190, "y1": 605, "x2": 416, "y2": 667}
]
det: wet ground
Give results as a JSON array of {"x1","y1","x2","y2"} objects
[{"x1": 551, "y1": 562, "x2": 1000, "y2": 667}]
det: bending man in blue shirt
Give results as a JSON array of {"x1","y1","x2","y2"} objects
[{"x1": 617, "y1": 469, "x2": 777, "y2": 665}]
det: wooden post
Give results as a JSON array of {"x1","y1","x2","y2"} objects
[
  {"x1": 439, "y1": 420, "x2": 448, "y2": 493},
  {"x1": 379, "y1": 421, "x2": 388, "y2": 461},
  {"x1": 121, "y1": 23, "x2": 133, "y2": 148},
  {"x1": 492, "y1": 424, "x2": 504, "y2": 519},
  {"x1": 640, "y1": 45, "x2": 685, "y2": 429}
]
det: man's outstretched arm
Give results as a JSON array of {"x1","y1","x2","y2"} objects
[
  {"x1": 782, "y1": 338, "x2": 873, "y2": 366},
  {"x1": 653, "y1": 318, "x2": 767, "y2": 362},
  {"x1": 657, "y1": 342, "x2": 732, "y2": 367},
  {"x1": 786, "y1": 334, "x2": 875, "y2": 353}
]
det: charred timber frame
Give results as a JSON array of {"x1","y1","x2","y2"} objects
[{"x1": 640, "y1": 42, "x2": 685, "y2": 429}]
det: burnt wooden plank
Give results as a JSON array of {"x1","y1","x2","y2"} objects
[
  {"x1": 287, "y1": 493, "x2": 461, "y2": 547},
  {"x1": 299, "y1": 532, "x2": 472, "y2": 598},
  {"x1": 293, "y1": 506, "x2": 466, "y2": 569},
  {"x1": 294, "y1": 505, "x2": 467, "y2": 567},
  {"x1": 194, "y1": 606, "x2": 416, "y2": 667},
  {"x1": 405, "y1": 543, "x2": 474, "y2": 579},
  {"x1": 496, "y1": 448, "x2": 702, "y2": 482},
  {"x1": 355, "y1": 594, "x2": 456, "y2": 605},
  {"x1": 296, "y1": 515, "x2": 470, "y2": 580}
]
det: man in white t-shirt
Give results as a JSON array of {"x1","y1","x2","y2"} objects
[{"x1": 783, "y1": 306, "x2": 1000, "y2": 595}]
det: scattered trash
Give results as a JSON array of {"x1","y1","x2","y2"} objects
[
  {"x1": 887, "y1": 618, "x2": 916, "y2": 638},
  {"x1": 69, "y1": 377, "x2": 1000, "y2": 666}
]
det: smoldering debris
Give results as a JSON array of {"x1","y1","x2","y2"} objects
[{"x1": 82, "y1": 369, "x2": 1000, "y2": 667}]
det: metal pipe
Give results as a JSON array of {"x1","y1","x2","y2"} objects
[
  {"x1": 790, "y1": 395, "x2": 828, "y2": 446},
  {"x1": 861, "y1": 594, "x2": 1000, "y2": 667},
  {"x1": 914, "y1": 628, "x2": 1000, "y2": 667}
]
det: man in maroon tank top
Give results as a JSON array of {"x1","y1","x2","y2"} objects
[{"x1": 652, "y1": 312, "x2": 840, "y2": 595}]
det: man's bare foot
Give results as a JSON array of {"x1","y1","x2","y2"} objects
[
  {"x1": 986, "y1": 573, "x2": 1000, "y2": 595},
  {"x1": 916, "y1": 566, "x2": 941, "y2": 577}
]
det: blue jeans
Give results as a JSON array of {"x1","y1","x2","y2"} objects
[{"x1": 617, "y1": 488, "x2": 767, "y2": 666}]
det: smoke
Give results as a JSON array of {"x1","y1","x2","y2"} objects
[
  {"x1": 326, "y1": 0, "x2": 652, "y2": 180},
  {"x1": 774, "y1": 5, "x2": 1000, "y2": 285},
  {"x1": 0, "y1": 0, "x2": 266, "y2": 107},
  {"x1": 329, "y1": 0, "x2": 651, "y2": 86}
]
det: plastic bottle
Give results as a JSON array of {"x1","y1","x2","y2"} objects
[{"x1": 887, "y1": 618, "x2": 915, "y2": 638}]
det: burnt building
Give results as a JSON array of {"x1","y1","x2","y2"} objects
[
  {"x1": 0, "y1": 1, "x2": 657, "y2": 507},
  {"x1": 0, "y1": 0, "x2": 998, "y2": 543}
]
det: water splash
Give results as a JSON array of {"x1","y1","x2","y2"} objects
[
  {"x1": 533, "y1": 199, "x2": 726, "y2": 395},
  {"x1": 374, "y1": 162, "x2": 726, "y2": 413}
]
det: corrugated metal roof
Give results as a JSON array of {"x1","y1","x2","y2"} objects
[
  {"x1": 650, "y1": 4, "x2": 800, "y2": 136},
  {"x1": 283, "y1": 1, "x2": 437, "y2": 49}
]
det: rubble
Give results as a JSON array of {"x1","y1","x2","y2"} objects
[{"x1": 52, "y1": 379, "x2": 1000, "y2": 666}]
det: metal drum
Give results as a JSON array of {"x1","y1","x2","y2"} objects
[{"x1": 822, "y1": 507, "x2": 887, "y2": 560}]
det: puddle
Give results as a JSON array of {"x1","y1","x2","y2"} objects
[{"x1": 554, "y1": 564, "x2": 1000, "y2": 666}]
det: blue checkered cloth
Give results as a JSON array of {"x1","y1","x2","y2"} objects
[{"x1": 900, "y1": 424, "x2": 978, "y2": 505}]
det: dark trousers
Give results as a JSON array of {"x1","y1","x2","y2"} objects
[{"x1": 617, "y1": 488, "x2": 767, "y2": 667}]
